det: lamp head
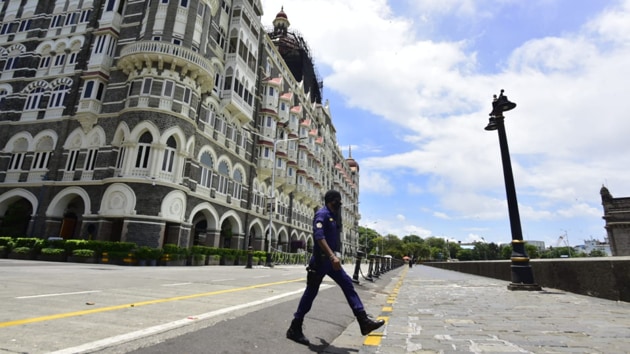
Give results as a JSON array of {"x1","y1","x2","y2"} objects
[
  {"x1": 489, "y1": 89, "x2": 516, "y2": 117},
  {"x1": 484, "y1": 117, "x2": 498, "y2": 131}
]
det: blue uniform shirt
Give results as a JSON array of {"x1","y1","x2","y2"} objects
[{"x1": 312, "y1": 205, "x2": 340, "y2": 254}]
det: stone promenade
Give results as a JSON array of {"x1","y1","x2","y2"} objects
[{"x1": 333, "y1": 264, "x2": 630, "y2": 354}]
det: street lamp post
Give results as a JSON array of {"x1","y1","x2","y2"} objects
[{"x1": 484, "y1": 90, "x2": 541, "y2": 291}]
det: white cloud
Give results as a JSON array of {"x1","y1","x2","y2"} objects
[{"x1": 261, "y1": 0, "x2": 630, "y2": 243}]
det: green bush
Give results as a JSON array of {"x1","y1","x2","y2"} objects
[
  {"x1": 72, "y1": 249, "x2": 95, "y2": 257},
  {"x1": 12, "y1": 246, "x2": 32, "y2": 254},
  {"x1": 14, "y1": 238, "x2": 40, "y2": 249},
  {"x1": 163, "y1": 243, "x2": 188, "y2": 257},
  {"x1": 192, "y1": 253, "x2": 205, "y2": 261},
  {"x1": 135, "y1": 246, "x2": 163, "y2": 260},
  {"x1": 41, "y1": 248, "x2": 65, "y2": 255},
  {"x1": 0, "y1": 237, "x2": 14, "y2": 251}
]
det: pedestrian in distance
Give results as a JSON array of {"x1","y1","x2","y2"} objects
[{"x1": 286, "y1": 190, "x2": 385, "y2": 345}]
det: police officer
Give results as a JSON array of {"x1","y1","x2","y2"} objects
[{"x1": 286, "y1": 190, "x2": 385, "y2": 345}]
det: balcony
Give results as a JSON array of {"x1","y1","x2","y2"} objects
[{"x1": 117, "y1": 41, "x2": 220, "y2": 94}]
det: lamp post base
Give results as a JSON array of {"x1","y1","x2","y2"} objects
[{"x1": 508, "y1": 283, "x2": 542, "y2": 291}]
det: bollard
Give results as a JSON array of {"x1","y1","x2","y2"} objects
[
  {"x1": 381, "y1": 256, "x2": 387, "y2": 273},
  {"x1": 352, "y1": 251, "x2": 364, "y2": 284},
  {"x1": 366, "y1": 255, "x2": 374, "y2": 282},
  {"x1": 373, "y1": 256, "x2": 381, "y2": 278},
  {"x1": 245, "y1": 246, "x2": 253, "y2": 269}
]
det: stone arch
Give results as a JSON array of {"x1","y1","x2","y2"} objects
[
  {"x1": 111, "y1": 122, "x2": 131, "y2": 145},
  {"x1": 188, "y1": 202, "x2": 220, "y2": 247},
  {"x1": 219, "y1": 210, "x2": 243, "y2": 249},
  {"x1": 129, "y1": 120, "x2": 160, "y2": 141},
  {"x1": 0, "y1": 188, "x2": 37, "y2": 218},
  {"x1": 247, "y1": 218, "x2": 266, "y2": 250},
  {"x1": 46, "y1": 187, "x2": 91, "y2": 239}
]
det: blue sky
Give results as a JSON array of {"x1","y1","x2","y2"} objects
[{"x1": 260, "y1": 0, "x2": 630, "y2": 248}]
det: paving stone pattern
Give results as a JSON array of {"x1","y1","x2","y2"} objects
[{"x1": 359, "y1": 265, "x2": 630, "y2": 354}]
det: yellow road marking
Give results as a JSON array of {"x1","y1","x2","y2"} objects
[
  {"x1": 0, "y1": 278, "x2": 304, "y2": 328},
  {"x1": 363, "y1": 266, "x2": 409, "y2": 347}
]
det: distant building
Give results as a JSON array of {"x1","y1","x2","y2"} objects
[
  {"x1": 600, "y1": 186, "x2": 630, "y2": 256},
  {"x1": 574, "y1": 238, "x2": 612, "y2": 256}
]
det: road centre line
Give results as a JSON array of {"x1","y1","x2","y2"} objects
[
  {"x1": 16, "y1": 290, "x2": 102, "y2": 299},
  {"x1": 161, "y1": 282, "x2": 192, "y2": 286},
  {"x1": 0, "y1": 278, "x2": 305, "y2": 328}
]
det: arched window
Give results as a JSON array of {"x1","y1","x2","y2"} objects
[
  {"x1": 161, "y1": 136, "x2": 176, "y2": 173},
  {"x1": 232, "y1": 169, "x2": 243, "y2": 200},
  {"x1": 32, "y1": 136, "x2": 54, "y2": 170},
  {"x1": 135, "y1": 132, "x2": 152, "y2": 169},
  {"x1": 49, "y1": 84, "x2": 70, "y2": 108},
  {"x1": 199, "y1": 152, "x2": 214, "y2": 188},
  {"x1": 24, "y1": 87, "x2": 45, "y2": 111},
  {"x1": 217, "y1": 161, "x2": 229, "y2": 194},
  {"x1": 8, "y1": 138, "x2": 28, "y2": 171}
]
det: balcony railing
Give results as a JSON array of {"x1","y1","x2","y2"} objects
[{"x1": 118, "y1": 41, "x2": 218, "y2": 93}]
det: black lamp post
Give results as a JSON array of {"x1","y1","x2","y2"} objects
[{"x1": 485, "y1": 90, "x2": 541, "y2": 291}]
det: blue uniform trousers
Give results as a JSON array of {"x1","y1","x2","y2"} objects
[{"x1": 294, "y1": 256, "x2": 364, "y2": 319}]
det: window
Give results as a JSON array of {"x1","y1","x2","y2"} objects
[
  {"x1": 173, "y1": 38, "x2": 182, "y2": 45},
  {"x1": 51, "y1": 15, "x2": 63, "y2": 28},
  {"x1": 80, "y1": 9, "x2": 92, "y2": 23},
  {"x1": 49, "y1": 84, "x2": 70, "y2": 108},
  {"x1": 24, "y1": 87, "x2": 45, "y2": 111},
  {"x1": 217, "y1": 161, "x2": 229, "y2": 194},
  {"x1": 141, "y1": 78, "x2": 153, "y2": 95},
  {"x1": 232, "y1": 169, "x2": 243, "y2": 200},
  {"x1": 163, "y1": 80, "x2": 174, "y2": 97},
  {"x1": 135, "y1": 132, "x2": 152, "y2": 169},
  {"x1": 4, "y1": 56, "x2": 17, "y2": 71},
  {"x1": 268, "y1": 87, "x2": 274, "y2": 96},
  {"x1": 106, "y1": 0, "x2": 116, "y2": 11},
  {"x1": 64, "y1": 13, "x2": 77, "y2": 26},
  {"x1": 183, "y1": 87, "x2": 191, "y2": 104},
  {"x1": 32, "y1": 151, "x2": 52, "y2": 170},
  {"x1": 199, "y1": 152, "x2": 213, "y2": 188},
  {"x1": 18, "y1": 19, "x2": 31, "y2": 32},
  {"x1": 66, "y1": 150, "x2": 80, "y2": 171},
  {"x1": 82, "y1": 81, "x2": 105, "y2": 100},
  {"x1": 180, "y1": 0, "x2": 188, "y2": 8},
  {"x1": 83, "y1": 81, "x2": 94, "y2": 98},
  {"x1": 39, "y1": 56, "x2": 51, "y2": 68},
  {"x1": 53, "y1": 54, "x2": 66, "y2": 67},
  {"x1": 116, "y1": 146, "x2": 126, "y2": 169},
  {"x1": 68, "y1": 52, "x2": 78, "y2": 65},
  {"x1": 161, "y1": 136, "x2": 176, "y2": 173},
  {"x1": 84, "y1": 148, "x2": 98, "y2": 171},
  {"x1": 9, "y1": 152, "x2": 25, "y2": 170}
]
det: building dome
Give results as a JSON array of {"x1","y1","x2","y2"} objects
[{"x1": 275, "y1": 7, "x2": 288, "y2": 19}]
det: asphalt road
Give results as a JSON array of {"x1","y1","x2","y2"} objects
[{"x1": 0, "y1": 259, "x2": 395, "y2": 354}]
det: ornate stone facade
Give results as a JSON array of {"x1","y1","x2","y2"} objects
[{"x1": 0, "y1": 1, "x2": 360, "y2": 255}]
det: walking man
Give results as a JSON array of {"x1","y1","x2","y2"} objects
[{"x1": 286, "y1": 190, "x2": 385, "y2": 345}]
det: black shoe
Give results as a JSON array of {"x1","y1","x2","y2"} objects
[
  {"x1": 286, "y1": 318, "x2": 310, "y2": 345},
  {"x1": 356, "y1": 311, "x2": 385, "y2": 335}
]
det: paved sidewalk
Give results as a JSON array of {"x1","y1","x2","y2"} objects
[{"x1": 340, "y1": 264, "x2": 630, "y2": 354}]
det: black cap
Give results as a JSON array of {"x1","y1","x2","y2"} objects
[{"x1": 324, "y1": 190, "x2": 342, "y2": 203}]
